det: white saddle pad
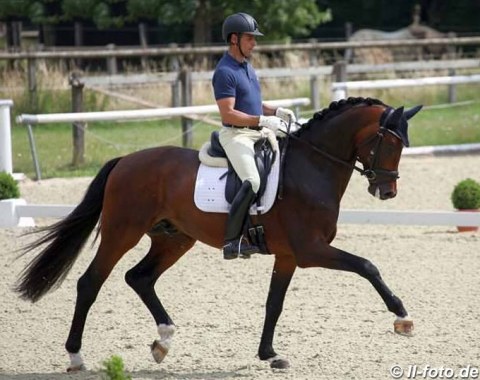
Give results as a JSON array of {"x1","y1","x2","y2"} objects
[{"x1": 194, "y1": 157, "x2": 280, "y2": 214}]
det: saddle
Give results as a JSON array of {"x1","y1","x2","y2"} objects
[
  {"x1": 197, "y1": 129, "x2": 279, "y2": 255},
  {"x1": 200, "y1": 130, "x2": 277, "y2": 204}
]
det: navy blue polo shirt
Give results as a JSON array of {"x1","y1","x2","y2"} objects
[{"x1": 212, "y1": 52, "x2": 263, "y2": 116}]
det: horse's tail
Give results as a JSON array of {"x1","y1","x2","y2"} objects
[{"x1": 14, "y1": 157, "x2": 123, "y2": 303}]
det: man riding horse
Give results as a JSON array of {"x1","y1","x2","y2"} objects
[{"x1": 212, "y1": 12, "x2": 296, "y2": 260}]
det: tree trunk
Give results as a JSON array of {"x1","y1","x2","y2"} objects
[
  {"x1": 193, "y1": 0, "x2": 212, "y2": 45},
  {"x1": 138, "y1": 22, "x2": 148, "y2": 70},
  {"x1": 74, "y1": 21, "x2": 83, "y2": 46},
  {"x1": 7, "y1": 21, "x2": 22, "y2": 51}
]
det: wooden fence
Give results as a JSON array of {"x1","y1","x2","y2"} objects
[{"x1": 2, "y1": 36, "x2": 480, "y2": 111}]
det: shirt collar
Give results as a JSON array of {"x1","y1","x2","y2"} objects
[{"x1": 225, "y1": 52, "x2": 247, "y2": 67}]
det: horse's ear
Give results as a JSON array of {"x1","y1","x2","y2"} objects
[
  {"x1": 387, "y1": 106, "x2": 404, "y2": 127},
  {"x1": 404, "y1": 105, "x2": 423, "y2": 120}
]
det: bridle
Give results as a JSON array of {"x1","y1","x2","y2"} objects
[{"x1": 279, "y1": 108, "x2": 403, "y2": 184}]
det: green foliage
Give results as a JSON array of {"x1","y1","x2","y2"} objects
[
  {"x1": 0, "y1": 172, "x2": 20, "y2": 200},
  {"x1": 126, "y1": 0, "x2": 162, "y2": 22},
  {"x1": 61, "y1": 0, "x2": 99, "y2": 21},
  {"x1": 252, "y1": 0, "x2": 332, "y2": 41},
  {"x1": 0, "y1": 0, "x2": 40, "y2": 21},
  {"x1": 451, "y1": 178, "x2": 480, "y2": 210},
  {"x1": 124, "y1": 0, "x2": 329, "y2": 42},
  {"x1": 101, "y1": 355, "x2": 131, "y2": 380}
]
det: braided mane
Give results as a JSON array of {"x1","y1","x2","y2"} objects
[{"x1": 300, "y1": 97, "x2": 386, "y2": 133}]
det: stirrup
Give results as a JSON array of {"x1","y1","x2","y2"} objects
[{"x1": 223, "y1": 237, "x2": 259, "y2": 260}]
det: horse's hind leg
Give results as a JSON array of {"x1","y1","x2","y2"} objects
[
  {"x1": 125, "y1": 232, "x2": 196, "y2": 364},
  {"x1": 296, "y1": 245, "x2": 413, "y2": 335},
  {"x1": 65, "y1": 230, "x2": 144, "y2": 372}
]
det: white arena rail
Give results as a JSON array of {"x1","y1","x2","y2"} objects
[
  {"x1": 15, "y1": 98, "x2": 310, "y2": 180},
  {"x1": 16, "y1": 98, "x2": 310, "y2": 124},
  {"x1": 331, "y1": 74, "x2": 480, "y2": 101},
  {"x1": 3, "y1": 97, "x2": 479, "y2": 229},
  {"x1": 1, "y1": 202, "x2": 479, "y2": 228}
]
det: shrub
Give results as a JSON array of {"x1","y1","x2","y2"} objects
[
  {"x1": 0, "y1": 172, "x2": 20, "y2": 200},
  {"x1": 101, "y1": 355, "x2": 131, "y2": 380},
  {"x1": 451, "y1": 178, "x2": 480, "y2": 210}
]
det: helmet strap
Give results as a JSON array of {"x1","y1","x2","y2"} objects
[
  {"x1": 230, "y1": 33, "x2": 247, "y2": 60},
  {"x1": 237, "y1": 33, "x2": 247, "y2": 59}
]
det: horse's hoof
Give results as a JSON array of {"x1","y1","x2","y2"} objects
[
  {"x1": 268, "y1": 356, "x2": 290, "y2": 369},
  {"x1": 394, "y1": 317, "x2": 414, "y2": 336},
  {"x1": 151, "y1": 339, "x2": 169, "y2": 363},
  {"x1": 66, "y1": 364, "x2": 86, "y2": 372}
]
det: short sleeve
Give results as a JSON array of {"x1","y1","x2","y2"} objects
[{"x1": 212, "y1": 67, "x2": 237, "y2": 100}]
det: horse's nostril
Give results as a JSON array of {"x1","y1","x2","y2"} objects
[{"x1": 383, "y1": 191, "x2": 397, "y2": 199}]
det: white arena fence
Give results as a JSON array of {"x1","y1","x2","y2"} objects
[
  {"x1": 1, "y1": 202, "x2": 479, "y2": 229},
  {"x1": 15, "y1": 98, "x2": 310, "y2": 181},
  {"x1": 331, "y1": 74, "x2": 480, "y2": 101},
  {"x1": 1, "y1": 97, "x2": 479, "y2": 229}
]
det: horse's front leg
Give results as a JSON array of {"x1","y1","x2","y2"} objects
[
  {"x1": 258, "y1": 255, "x2": 296, "y2": 369},
  {"x1": 295, "y1": 244, "x2": 413, "y2": 335}
]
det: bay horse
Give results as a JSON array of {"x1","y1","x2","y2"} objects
[{"x1": 15, "y1": 97, "x2": 422, "y2": 371}]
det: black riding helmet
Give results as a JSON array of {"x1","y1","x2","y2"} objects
[{"x1": 222, "y1": 12, "x2": 264, "y2": 43}]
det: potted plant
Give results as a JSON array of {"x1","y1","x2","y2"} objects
[
  {"x1": 0, "y1": 171, "x2": 35, "y2": 228},
  {"x1": 0, "y1": 171, "x2": 20, "y2": 200},
  {"x1": 451, "y1": 178, "x2": 480, "y2": 232}
]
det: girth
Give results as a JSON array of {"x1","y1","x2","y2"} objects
[{"x1": 208, "y1": 131, "x2": 276, "y2": 204}]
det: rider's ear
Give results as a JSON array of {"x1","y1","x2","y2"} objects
[{"x1": 404, "y1": 105, "x2": 423, "y2": 120}]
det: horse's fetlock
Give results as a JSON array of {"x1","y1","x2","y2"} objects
[{"x1": 258, "y1": 346, "x2": 276, "y2": 361}]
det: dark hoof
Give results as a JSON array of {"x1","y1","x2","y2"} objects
[
  {"x1": 269, "y1": 358, "x2": 290, "y2": 369},
  {"x1": 66, "y1": 364, "x2": 86, "y2": 372}
]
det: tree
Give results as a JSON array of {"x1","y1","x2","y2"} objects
[
  {"x1": 144, "y1": 0, "x2": 330, "y2": 44},
  {"x1": 0, "y1": 0, "x2": 41, "y2": 50},
  {"x1": 61, "y1": 0, "x2": 124, "y2": 45}
]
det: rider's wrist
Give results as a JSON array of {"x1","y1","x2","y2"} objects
[{"x1": 258, "y1": 115, "x2": 265, "y2": 127}]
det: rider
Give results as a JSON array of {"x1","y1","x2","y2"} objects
[{"x1": 212, "y1": 12, "x2": 297, "y2": 260}]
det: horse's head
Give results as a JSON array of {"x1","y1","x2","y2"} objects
[{"x1": 355, "y1": 104, "x2": 422, "y2": 200}]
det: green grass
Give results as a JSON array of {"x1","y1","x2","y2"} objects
[
  {"x1": 11, "y1": 101, "x2": 480, "y2": 179},
  {"x1": 406, "y1": 102, "x2": 480, "y2": 146},
  {"x1": 12, "y1": 119, "x2": 218, "y2": 178}
]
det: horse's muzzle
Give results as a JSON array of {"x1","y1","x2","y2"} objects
[{"x1": 368, "y1": 183, "x2": 397, "y2": 200}]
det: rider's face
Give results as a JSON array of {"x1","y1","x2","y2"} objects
[
  {"x1": 232, "y1": 33, "x2": 257, "y2": 58},
  {"x1": 240, "y1": 34, "x2": 257, "y2": 58}
]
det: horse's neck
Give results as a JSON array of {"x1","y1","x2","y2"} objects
[
  {"x1": 307, "y1": 119, "x2": 359, "y2": 161},
  {"x1": 288, "y1": 138, "x2": 355, "y2": 204}
]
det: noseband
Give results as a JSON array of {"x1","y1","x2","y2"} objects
[
  {"x1": 280, "y1": 111, "x2": 402, "y2": 185},
  {"x1": 355, "y1": 127, "x2": 400, "y2": 184}
]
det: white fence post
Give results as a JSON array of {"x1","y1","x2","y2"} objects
[{"x1": 0, "y1": 100, "x2": 14, "y2": 174}]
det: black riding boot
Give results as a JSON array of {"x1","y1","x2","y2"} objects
[{"x1": 223, "y1": 181, "x2": 260, "y2": 260}]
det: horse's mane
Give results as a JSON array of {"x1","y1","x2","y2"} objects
[{"x1": 299, "y1": 97, "x2": 386, "y2": 134}]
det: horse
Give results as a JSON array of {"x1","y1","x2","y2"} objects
[{"x1": 15, "y1": 97, "x2": 422, "y2": 371}]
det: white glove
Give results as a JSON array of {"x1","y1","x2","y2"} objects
[
  {"x1": 275, "y1": 107, "x2": 297, "y2": 123},
  {"x1": 258, "y1": 115, "x2": 286, "y2": 134}
]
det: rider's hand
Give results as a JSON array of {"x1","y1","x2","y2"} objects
[
  {"x1": 258, "y1": 115, "x2": 286, "y2": 134},
  {"x1": 275, "y1": 107, "x2": 297, "y2": 123}
]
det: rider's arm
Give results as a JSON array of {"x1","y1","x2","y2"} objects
[
  {"x1": 262, "y1": 103, "x2": 277, "y2": 117},
  {"x1": 216, "y1": 97, "x2": 261, "y2": 127}
]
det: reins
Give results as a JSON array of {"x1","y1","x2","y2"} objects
[
  {"x1": 277, "y1": 109, "x2": 401, "y2": 189},
  {"x1": 278, "y1": 122, "x2": 369, "y2": 176}
]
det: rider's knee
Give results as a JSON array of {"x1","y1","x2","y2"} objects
[{"x1": 245, "y1": 175, "x2": 260, "y2": 193}]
